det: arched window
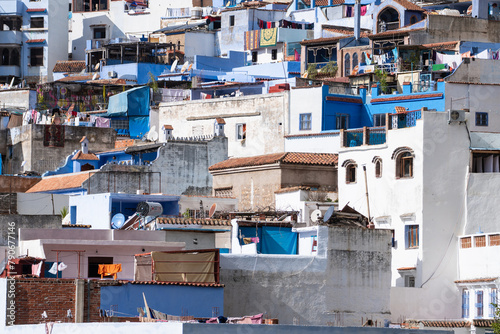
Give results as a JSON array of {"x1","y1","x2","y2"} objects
[
  {"x1": 342, "y1": 159, "x2": 357, "y2": 183},
  {"x1": 352, "y1": 52, "x2": 358, "y2": 70},
  {"x1": 361, "y1": 52, "x2": 366, "y2": 65},
  {"x1": 344, "y1": 53, "x2": 351, "y2": 76},
  {"x1": 377, "y1": 7, "x2": 400, "y2": 33},
  {"x1": 1, "y1": 49, "x2": 9, "y2": 66},
  {"x1": 372, "y1": 156, "x2": 382, "y2": 178},
  {"x1": 392, "y1": 147, "x2": 415, "y2": 178},
  {"x1": 410, "y1": 15, "x2": 417, "y2": 25},
  {"x1": 11, "y1": 49, "x2": 20, "y2": 66}
]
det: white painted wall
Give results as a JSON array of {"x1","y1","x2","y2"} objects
[
  {"x1": 184, "y1": 32, "x2": 215, "y2": 64},
  {"x1": 69, "y1": 193, "x2": 112, "y2": 228},
  {"x1": 289, "y1": 86, "x2": 323, "y2": 135},
  {"x1": 458, "y1": 233, "x2": 500, "y2": 280},
  {"x1": 466, "y1": 173, "x2": 500, "y2": 235},
  {"x1": 338, "y1": 111, "x2": 470, "y2": 320},
  {"x1": 0, "y1": 90, "x2": 36, "y2": 110},
  {"x1": 285, "y1": 133, "x2": 340, "y2": 153},
  {"x1": 16, "y1": 193, "x2": 69, "y2": 215}
]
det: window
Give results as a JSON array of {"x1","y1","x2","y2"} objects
[
  {"x1": 393, "y1": 148, "x2": 414, "y2": 178},
  {"x1": 251, "y1": 51, "x2": 258, "y2": 63},
  {"x1": 73, "y1": 0, "x2": 109, "y2": 12},
  {"x1": 271, "y1": 49, "x2": 277, "y2": 60},
  {"x1": 490, "y1": 234, "x2": 500, "y2": 246},
  {"x1": 476, "y1": 290, "x2": 484, "y2": 318},
  {"x1": 404, "y1": 275, "x2": 415, "y2": 287},
  {"x1": 374, "y1": 159, "x2": 382, "y2": 178},
  {"x1": 475, "y1": 235, "x2": 486, "y2": 247},
  {"x1": 410, "y1": 15, "x2": 417, "y2": 24},
  {"x1": 352, "y1": 52, "x2": 358, "y2": 69},
  {"x1": 344, "y1": 53, "x2": 350, "y2": 76},
  {"x1": 336, "y1": 114, "x2": 349, "y2": 130},
  {"x1": 343, "y1": 160, "x2": 357, "y2": 184},
  {"x1": 476, "y1": 112, "x2": 488, "y2": 126},
  {"x1": 215, "y1": 187, "x2": 233, "y2": 198},
  {"x1": 30, "y1": 47, "x2": 43, "y2": 66},
  {"x1": 462, "y1": 289, "x2": 470, "y2": 318},
  {"x1": 229, "y1": 15, "x2": 235, "y2": 26},
  {"x1": 299, "y1": 113, "x2": 312, "y2": 130},
  {"x1": 490, "y1": 288, "x2": 498, "y2": 317},
  {"x1": 373, "y1": 114, "x2": 386, "y2": 127},
  {"x1": 93, "y1": 27, "x2": 106, "y2": 39},
  {"x1": 405, "y1": 225, "x2": 419, "y2": 248},
  {"x1": 30, "y1": 17, "x2": 44, "y2": 29},
  {"x1": 461, "y1": 236, "x2": 472, "y2": 248},
  {"x1": 236, "y1": 123, "x2": 246, "y2": 140},
  {"x1": 87, "y1": 257, "x2": 113, "y2": 278}
]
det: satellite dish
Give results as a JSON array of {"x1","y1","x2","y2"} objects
[
  {"x1": 208, "y1": 203, "x2": 217, "y2": 218},
  {"x1": 310, "y1": 209, "x2": 322, "y2": 223},
  {"x1": 187, "y1": 63, "x2": 193, "y2": 71},
  {"x1": 180, "y1": 61, "x2": 189, "y2": 73},
  {"x1": 149, "y1": 130, "x2": 158, "y2": 142},
  {"x1": 94, "y1": 62, "x2": 100, "y2": 71},
  {"x1": 92, "y1": 73, "x2": 98, "y2": 80},
  {"x1": 170, "y1": 59, "x2": 178, "y2": 72},
  {"x1": 111, "y1": 213, "x2": 126, "y2": 229},
  {"x1": 323, "y1": 206, "x2": 335, "y2": 223}
]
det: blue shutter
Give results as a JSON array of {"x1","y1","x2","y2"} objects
[
  {"x1": 462, "y1": 290, "x2": 469, "y2": 318},
  {"x1": 490, "y1": 289, "x2": 498, "y2": 317},
  {"x1": 476, "y1": 291, "x2": 483, "y2": 318}
]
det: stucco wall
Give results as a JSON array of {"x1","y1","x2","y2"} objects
[
  {"x1": 281, "y1": 165, "x2": 337, "y2": 191},
  {"x1": 6, "y1": 125, "x2": 116, "y2": 175},
  {"x1": 465, "y1": 174, "x2": 500, "y2": 234},
  {"x1": 458, "y1": 234, "x2": 500, "y2": 280},
  {"x1": 289, "y1": 86, "x2": 323, "y2": 135},
  {"x1": 220, "y1": 225, "x2": 392, "y2": 326},
  {"x1": 0, "y1": 90, "x2": 36, "y2": 110},
  {"x1": 159, "y1": 92, "x2": 288, "y2": 158}
]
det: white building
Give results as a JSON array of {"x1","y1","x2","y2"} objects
[
  {"x1": 69, "y1": 0, "x2": 212, "y2": 61},
  {"x1": 0, "y1": 0, "x2": 68, "y2": 84}
]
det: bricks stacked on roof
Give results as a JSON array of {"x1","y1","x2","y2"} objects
[{"x1": 209, "y1": 152, "x2": 338, "y2": 171}]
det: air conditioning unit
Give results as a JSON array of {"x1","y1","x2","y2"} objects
[
  {"x1": 448, "y1": 109, "x2": 466, "y2": 123},
  {"x1": 108, "y1": 71, "x2": 117, "y2": 78}
]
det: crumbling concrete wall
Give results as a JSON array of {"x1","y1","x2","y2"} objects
[{"x1": 220, "y1": 226, "x2": 392, "y2": 326}]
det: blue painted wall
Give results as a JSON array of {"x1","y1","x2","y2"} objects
[
  {"x1": 100, "y1": 284, "x2": 224, "y2": 318},
  {"x1": 110, "y1": 198, "x2": 179, "y2": 218},
  {"x1": 101, "y1": 63, "x2": 170, "y2": 85},
  {"x1": 194, "y1": 51, "x2": 246, "y2": 72}
]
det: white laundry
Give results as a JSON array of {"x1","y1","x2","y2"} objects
[
  {"x1": 48, "y1": 262, "x2": 58, "y2": 275},
  {"x1": 58, "y1": 262, "x2": 67, "y2": 271}
]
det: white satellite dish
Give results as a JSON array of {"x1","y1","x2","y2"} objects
[
  {"x1": 170, "y1": 59, "x2": 178, "y2": 72},
  {"x1": 146, "y1": 126, "x2": 158, "y2": 141},
  {"x1": 180, "y1": 61, "x2": 189, "y2": 73},
  {"x1": 94, "y1": 62, "x2": 100, "y2": 71},
  {"x1": 92, "y1": 73, "x2": 98, "y2": 80},
  {"x1": 310, "y1": 209, "x2": 322, "y2": 223}
]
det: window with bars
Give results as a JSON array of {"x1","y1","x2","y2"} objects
[
  {"x1": 373, "y1": 113, "x2": 386, "y2": 127},
  {"x1": 215, "y1": 187, "x2": 233, "y2": 198},
  {"x1": 490, "y1": 288, "x2": 497, "y2": 317},
  {"x1": 476, "y1": 112, "x2": 488, "y2": 126},
  {"x1": 299, "y1": 113, "x2": 312, "y2": 130},
  {"x1": 476, "y1": 290, "x2": 484, "y2": 318},
  {"x1": 475, "y1": 235, "x2": 486, "y2": 247},
  {"x1": 110, "y1": 118, "x2": 129, "y2": 130},
  {"x1": 30, "y1": 17, "x2": 44, "y2": 29},
  {"x1": 405, "y1": 225, "x2": 419, "y2": 248},
  {"x1": 490, "y1": 234, "x2": 500, "y2": 246},
  {"x1": 462, "y1": 289, "x2": 469, "y2": 318},
  {"x1": 461, "y1": 237, "x2": 472, "y2": 248},
  {"x1": 73, "y1": 0, "x2": 109, "y2": 12}
]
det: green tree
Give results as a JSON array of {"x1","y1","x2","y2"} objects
[
  {"x1": 374, "y1": 68, "x2": 389, "y2": 94},
  {"x1": 60, "y1": 206, "x2": 68, "y2": 218},
  {"x1": 493, "y1": 303, "x2": 500, "y2": 334},
  {"x1": 307, "y1": 63, "x2": 318, "y2": 79},
  {"x1": 320, "y1": 61, "x2": 338, "y2": 77}
]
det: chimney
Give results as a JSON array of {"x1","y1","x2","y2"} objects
[
  {"x1": 214, "y1": 118, "x2": 225, "y2": 137},
  {"x1": 354, "y1": 0, "x2": 361, "y2": 40},
  {"x1": 163, "y1": 125, "x2": 173, "y2": 141},
  {"x1": 80, "y1": 136, "x2": 89, "y2": 154}
]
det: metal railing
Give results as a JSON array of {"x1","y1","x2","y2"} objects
[
  {"x1": 341, "y1": 127, "x2": 387, "y2": 148},
  {"x1": 389, "y1": 110, "x2": 421, "y2": 130}
]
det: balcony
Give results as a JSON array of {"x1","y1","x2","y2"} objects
[
  {"x1": 0, "y1": 65, "x2": 20, "y2": 77},
  {"x1": 0, "y1": 1, "x2": 22, "y2": 15},
  {"x1": 86, "y1": 39, "x2": 109, "y2": 51},
  {"x1": 341, "y1": 127, "x2": 387, "y2": 148},
  {"x1": 389, "y1": 110, "x2": 421, "y2": 130},
  {"x1": 0, "y1": 30, "x2": 22, "y2": 45}
]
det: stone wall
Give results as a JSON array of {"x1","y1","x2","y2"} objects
[
  {"x1": 220, "y1": 226, "x2": 392, "y2": 326},
  {"x1": 6, "y1": 125, "x2": 116, "y2": 175},
  {"x1": 0, "y1": 176, "x2": 40, "y2": 193},
  {"x1": 0, "y1": 215, "x2": 60, "y2": 246}
]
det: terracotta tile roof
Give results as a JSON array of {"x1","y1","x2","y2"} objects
[
  {"x1": 420, "y1": 320, "x2": 470, "y2": 328},
  {"x1": 285, "y1": 131, "x2": 339, "y2": 138},
  {"x1": 26, "y1": 8, "x2": 46, "y2": 12},
  {"x1": 303, "y1": 0, "x2": 344, "y2": 6},
  {"x1": 72, "y1": 151, "x2": 99, "y2": 161},
  {"x1": 80, "y1": 136, "x2": 87, "y2": 143},
  {"x1": 91, "y1": 78, "x2": 127, "y2": 85},
  {"x1": 326, "y1": 96, "x2": 363, "y2": 104},
  {"x1": 26, "y1": 172, "x2": 94, "y2": 193},
  {"x1": 163, "y1": 125, "x2": 173, "y2": 130},
  {"x1": 275, "y1": 186, "x2": 311, "y2": 194},
  {"x1": 422, "y1": 41, "x2": 459, "y2": 50},
  {"x1": 371, "y1": 93, "x2": 443, "y2": 103},
  {"x1": 394, "y1": 0, "x2": 425, "y2": 12},
  {"x1": 454, "y1": 277, "x2": 498, "y2": 283},
  {"x1": 56, "y1": 75, "x2": 99, "y2": 82},
  {"x1": 53, "y1": 61, "x2": 86, "y2": 73},
  {"x1": 397, "y1": 267, "x2": 416, "y2": 271},
  {"x1": 121, "y1": 280, "x2": 224, "y2": 287},
  {"x1": 473, "y1": 319, "x2": 495, "y2": 327},
  {"x1": 324, "y1": 77, "x2": 350, "y2": 84},
  {"x1": 209, "y1": 152, "x2": 338, "y2": 171},
  {"x1": 369, "y1": 27, "x2": 425, "y2": 39},
  {"x1": 301, "y1": 35, "x2": 348, "y2": 46},
  {"x1": 156, "y1": 218, "x2": 231, "y2": 226},
  {"x1": 26, "y1": 39, "x2": 46, "y2": 43},
  {"x1": 215, "y1": 117, "x2": 226, "y2": 124}
]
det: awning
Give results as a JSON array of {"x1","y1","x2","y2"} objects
[{"x1": 470, "y1": 132, "x2": 500, "y2": 151}]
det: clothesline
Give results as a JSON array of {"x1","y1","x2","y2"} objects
[{"x1": 257, "y1": 18, "x2": 313, "y2": 30}]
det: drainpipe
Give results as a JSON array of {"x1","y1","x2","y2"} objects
[
  {"x1": 363, "y1": 165, "x2": 371, "y2": 224},
  {"x1": 354, "y1": 0, "x2": 361, "y2": 41}
]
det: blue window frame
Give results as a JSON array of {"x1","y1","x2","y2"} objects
[
  {"x1": 299, "y1": 113, "x2": 312, "y2": 130},
  {"x1": 490, "y1": 288, "x2": 498, "y2": 317},
  {"x1": 476, "y1": 290, "x2": 484, "y2": 318},
  {"x1": 476, "y1": 112, "x2": 488, "y2": 126},
  {"x1": 462, "y1": 289, "x2": 469, "y2": 318}
]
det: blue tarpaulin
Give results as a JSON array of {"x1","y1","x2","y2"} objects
[
  {"x1": 239, "y1": 226, "x2": 263, "y2": 253},
  {"x1": 261, "y1": 226, "x2": 297, "y2": 255},
  {"x1": 106, "y1": 86, "x2": 150, "y2": 139}
]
